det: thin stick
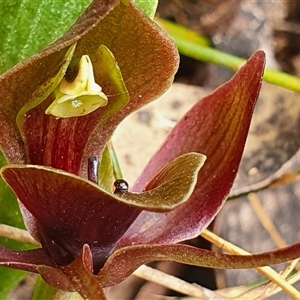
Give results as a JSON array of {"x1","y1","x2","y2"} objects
[
  {"x1": 280, "y1": 258, "x2": 300, "y2": 279},
  {"x1": 248, "y1": 193, "x2": 286, "y2": 248},
  {"x1": 229, "y1": 170, "x2": 300, "y2": 200},
  {"x1": 235, "y1": 268, "x2": 300, "y2": 299},
  {"x1": 133, "y1": 264, "x2": 226, "y2": 299},
  {"x1": 0, "y1": 224, "x2": 40, "y2": 247},
  {"x1": 247, "y1": 193, "x2": 300, "y2": 298},
  {"x1": 264, "y1": 270, "x2": 300, "y2": 299},
  {"x1": 201, "y1": 229, "x2": 300, "y2": 299}
]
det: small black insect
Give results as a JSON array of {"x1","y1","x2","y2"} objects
[{"x1": 114, "y1": 179, "x2": 129, "y2": 194}]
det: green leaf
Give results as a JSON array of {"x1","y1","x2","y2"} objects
[
  {"x1": 32, "y1": 276, "x2": 56, "y2": 300},
  {"x1": 107, "y1": 140, "x2": 123, "y2": 180},
  {"x1": 0, "y1": 269, "x2": 27, "y2": 299},
  {"x1": 0, "y1": 0, "x2": 91, "y2": 75},
  {"x1": 32, "y1": 276, "x2": 73, "y2": 300},
  {"x1": 0, "y1": 150, "x2": 30, "y2": 298},
  {"x1": 132, "y1": 0, "x2": 158, "y2": 19}
]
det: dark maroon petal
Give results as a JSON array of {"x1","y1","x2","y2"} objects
[
  {"x1": 39, "y1": 244, "x2": 106, "y2": 297},
  {"x1": 1, "y1": 165, "x2": 140, "y2": 270},
  {"x1": 37, "y1": 266, "x2": 75, "y2": 292},
  {"x1": 1, "y1": 156, "x2": 204, "y2": 269},
  {"x1": 0, "y1": 1, "x2": 178, "y2": 176},
  {"x1": 0, "y1": 0, "x2": 119, "y2": 164},
  {"x1": 119, "y1": 51, "x2": 265, "y2": 246},
  {"x1": 79, "y1": 1, "x2": 179, "y2": 176},
  {"x1": 22, "y1": 104, "x2": 104, "y2": 174},
  {"x1": 99, "y1": 241, "x2": 300, "y2": 287},
  {"x1": 0, "y1": 245, "x2": 53, "y2": 273}
]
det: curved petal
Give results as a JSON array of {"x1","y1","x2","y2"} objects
[
  {"x1": 0, "y1": 1, "x2": 178, "y2": 175},
  {"x1": 1, "y1": 165, "x2": 140, "y2": 269},
  {"x1": 39, "y1": 244, "x2": 106, "y2": 297},
  {"x1": 0, "y1": 0, "x2": 119, "y2": 164},
  {"x1": 99, "y1": 241, "x2": 300, "y2": 287},
  {"x1": 78, "y1": 0, "x2": 179, "y2": 175},
  {"x1": 119, "y1": 51, "x2": 265, "y2": 246},
  {"x1": 119, "y1": 153, "x2": 206, "y2": 212},
  {"x1": 0, "y1": 245, "x2": 53, "y2": 273},
  {"x1": 1, "y1": 154, "x2": 204, "y2": 268},
  {"x1": 22, "y1": 42, "x2": 129, "y2": 174}
]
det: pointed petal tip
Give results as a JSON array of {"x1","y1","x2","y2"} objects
[
  {"x1": 251, "y1": 50, "x2": 266, "y2": 59},
  {"x1": 248, "y1": 50, "x2": 266, "y2": 72}
]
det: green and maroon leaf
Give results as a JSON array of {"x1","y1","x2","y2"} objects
[
  {"x1": 0, "y1": 0, "x2": 119, "y2": 164},
  {"x1": 21, "y1": 41, "x2": 129, "y2": 174},
  {"x1": 0, "y1": 0, "x2": 179, "y2": 176},
  {"x1": 0, "y1": 154, "x2": 203, "y2": 268},
  {"x1": 99, "y1": 241, "x2": 300, "y2": 287},
  {"x1": 79, "y1": 0, "x2": 179, "y2": 175},
  {"x1": 119, "y1": 51, "x2": 265, "y2": 246},
  {"x1": 0, "y1": 245, "x2": 53, "y2": 273},
  {"x1": 39, "y1": 245, "x2": 106, "y2": 298}
]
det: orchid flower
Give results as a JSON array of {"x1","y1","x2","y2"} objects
[{"x1": 1, "y1": 0, "x2": 300, "y2": 299}]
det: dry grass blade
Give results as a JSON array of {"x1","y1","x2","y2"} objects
[
  {"x1": 265, "y1": 270, "x2": 300, "y2": 298},
  {"x1": 133, "y1": 264, "x2": 226, "y2": 299},
  {"x1": 280, "y1": 258, "x2": 300, "y2": 278},
  {"x1": 230, "y1": 170, "x2": 300, "y2": 200},
  {"x1": 248, "y1": 193, "x2": 286, "y2": 248},
  {"x1": 0, "y1": 223, "x2": 40, "y2": 247},
  {"x1": 201, "y1": 229, "x2": 300, "y2": 299},
  {"x1": 234, "y1": 268, "x2": 300, "y2": 299},
  {"x1": 248, "y1": 192, "x2": 300, "y2": 298}
]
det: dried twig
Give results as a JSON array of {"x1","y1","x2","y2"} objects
[
  {"x1": 0, "y1": 223, "x2": 40, "y2": 247},
  {"x1": 201, "y1": 229, "x2": 300, "y2": 299},
  {"x1": 133, "y1": 264, "x2": 226, "y2": 299},
  {"x1": 229, "y1": 170, "x2": 300, "y2": 200},
  {"x1": 248, "y1": 193, "x2": 286, "y2": 248}
]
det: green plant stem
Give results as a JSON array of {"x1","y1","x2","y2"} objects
[
  {"x1": 156, "y1": 19, "x2": 210, "y2": 47},
  {"x1": 157, "y1": 18, "x2": 300, "y2": 93},
  {"x1": 107, "y1": 140, "x2": 123, "y2": 179}
]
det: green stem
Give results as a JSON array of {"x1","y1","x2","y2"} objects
[
  {"x1": 107, "y1": 140, "x2": 123, "y2": 179},
  {"x1": 158, "y1": 18, "x2": 300, "y2": 93},
  {"x1": 156, "y1": 19, "x2": 210, "y2": 47}
]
